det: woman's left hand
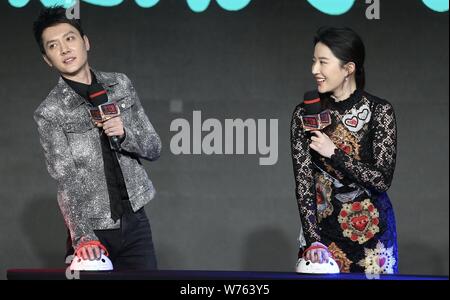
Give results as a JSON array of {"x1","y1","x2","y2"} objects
[{"x1": 309, "y1": 131, "x2": 337, "y2": 158}]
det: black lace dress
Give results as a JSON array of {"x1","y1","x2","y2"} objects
[{"x1": 291, "y1": 89, "x2": 398, "y2": 274}]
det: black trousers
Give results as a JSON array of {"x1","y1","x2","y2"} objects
[{"x1": 66, "y1": 204, "x2": 157, "y2": 271}]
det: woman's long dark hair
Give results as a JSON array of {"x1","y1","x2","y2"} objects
[{"x1": 314, "y1": 27, "x2": 366, "y2": 90}]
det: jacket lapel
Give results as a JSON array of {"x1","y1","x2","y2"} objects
[
  {"x1": 57, "y1": 77, "x2": 85, "y2": 111},
  {"x1": 92, "y1": 68, "x2": 119, "y2": 92}
]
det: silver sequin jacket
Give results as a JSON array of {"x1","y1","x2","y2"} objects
[{"x1": 34, "y1": 69, "x2": 161, "y2": 249}]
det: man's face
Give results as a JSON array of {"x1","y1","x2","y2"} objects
[{"x1": 41, "y1": 23, "x2": 90, "y2": 77}]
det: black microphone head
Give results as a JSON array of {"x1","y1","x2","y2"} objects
[
  {"x1": 88, "y1": 83, "x2": 108, "y2": 106},
  {"x1": 303, "y1": 90, "x2": 322, "y2": 115}
]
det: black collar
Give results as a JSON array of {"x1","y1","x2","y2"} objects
[
  {"x1": 322, "y1": 89, "x2": 363, "y2": 113},
  {"x1": 62, "y1": 69, "x2": 97, "y2": 101}
]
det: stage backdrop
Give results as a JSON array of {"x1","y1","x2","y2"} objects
[{"x1": 0, "y1": 0, "x2": 448, "y2": 278}]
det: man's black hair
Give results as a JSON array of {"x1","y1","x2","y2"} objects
[{"x1": 33, "y1": 6, "x2": 85, "y2": 54}]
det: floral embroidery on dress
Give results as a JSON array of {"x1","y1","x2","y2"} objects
[
  {"x1": 328, "y1": 242, "x2": 352, "y2": 273},
  {"x1": 330, "y1": 124, "x2": 361, "y2": 159},
  {"x1": 338, "y1": 199, "x2": 380, "y2": 244},
  {"x1": 315, "y1": 173, "x2": 334, "y2": 222},
  {"x1": 358, "y1": 241, "x2": 396, "y2": 274}
]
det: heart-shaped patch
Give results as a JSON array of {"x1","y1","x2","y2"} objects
[
  {"x1": 350, "y1": 215, "x2": 369, "y2": 232},
  {"x1": 377, "y1": 256, "x2": 387, "y2": 268},
  {"x1": 341, "y1": 104, "x2": 372, "y2": 132},
  {"x1": 344, "y1": 116, "x2": 359, "y2": 128},
  {"x1": 357, "y1": 108, "x2": 370, "y2": 121}
]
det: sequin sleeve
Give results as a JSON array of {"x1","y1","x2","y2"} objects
[
  {"x1": 291, "y1": 105, "x2": 321, "y2": 245},
  {"x1": 119, "y1": 75, "x2": 162, "y2": 161},
  {"x1": 34, "y1": 109, "x2": 98, "y2": 249},
  {"x1": 330, "y1": 101, "x2": 397, "y2": 193}
]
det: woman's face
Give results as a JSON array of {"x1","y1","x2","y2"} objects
[{"x1": 312, "y1": 42, "x2": 349, "y2": 94}]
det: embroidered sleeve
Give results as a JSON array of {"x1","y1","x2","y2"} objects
[
  {"x1": 291, "y1": 105, "x2": 321, "y2": 245},
  {"x1": 330, "y1": 101, "x2": 397, "y2": 193}
]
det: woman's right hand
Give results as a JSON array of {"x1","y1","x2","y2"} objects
[{"x1": 304, "y1": 242, "x2": 330, "y2": 264}]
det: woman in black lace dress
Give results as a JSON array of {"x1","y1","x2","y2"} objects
[{"x1": 291, "y1": 27, "x2": 398, "y2": 274}]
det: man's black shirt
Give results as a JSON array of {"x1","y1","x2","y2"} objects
[{"x1": 63, "y1": 71, "x2": 128, "y2": 221}]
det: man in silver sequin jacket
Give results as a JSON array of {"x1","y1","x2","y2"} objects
[{"x1": 33, "y1": 7, "x2": 161, "y2": 268}]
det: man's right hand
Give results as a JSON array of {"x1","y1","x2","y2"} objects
[{"x1": 76, "y1": 245, "x2": 103, "y2": 260}]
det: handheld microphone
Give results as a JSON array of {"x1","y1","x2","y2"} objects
[
  {"x1": 88, "y1": 83, "x2": 121, "y2": 150},
  {"x1": 301, "y1": 90, "x2": 331, "y2": 131}
]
